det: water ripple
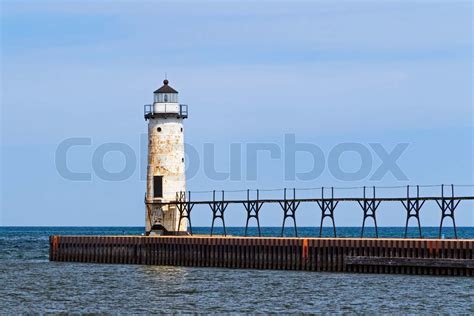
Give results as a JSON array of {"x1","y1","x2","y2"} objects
[{"x1": 0, "y1": 227, "x2": 473, "y2": 313}]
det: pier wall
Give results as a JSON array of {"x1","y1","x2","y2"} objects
[{"x1": 49, "y1": 236, "x2": 473, "y2": 276}]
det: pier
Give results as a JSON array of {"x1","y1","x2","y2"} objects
[
  {"x1": 50, "y1": 184, "x2": 474, "y2": 276},
  {"x1": 50, "y1": 236, "x2": 474, "y2": 276}
]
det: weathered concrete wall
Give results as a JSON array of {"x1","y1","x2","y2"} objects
[
  {"x1": 50, "y1": 236, "x2": 474, "y2": 276},
  {"x1": 146, "y1": 113, "x2": 186, "y2": 233}
]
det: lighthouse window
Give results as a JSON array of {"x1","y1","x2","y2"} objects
[
  {"x1": 180, "y1": 127, "x2": 183, "y2": 132},
  {"x1": 153, "y1": 176, "x2": 163, "y2": 198},
  {"x1": 157, "y1": 127, "x2": 162, "y2": 132},
  {"x1": 155, "y1": 93, "x2": 177, "y2": 103}
]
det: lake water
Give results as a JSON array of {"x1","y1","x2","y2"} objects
[{"x1": 1, "y1": 227, "x2": 473, "y2": 313}]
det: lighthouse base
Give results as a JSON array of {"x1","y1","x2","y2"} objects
[{"x1": 147, "y1": 226, "x2": 190, "y2": 236}]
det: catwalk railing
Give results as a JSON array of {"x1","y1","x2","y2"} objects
[{"x1": 145, "y1": 184, "x2": 474, "y2": 238}]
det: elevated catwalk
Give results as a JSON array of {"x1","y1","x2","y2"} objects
[
  {"x1": 155, "y1": 185, "x2": 474, "y2": 238},
  {"x1": 50, "y1": 236, "x2": 473, "y2": 276}
]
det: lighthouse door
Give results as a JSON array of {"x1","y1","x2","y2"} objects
[{"x1": 153, "y1": 176, "x2": 163, "y2": 198}]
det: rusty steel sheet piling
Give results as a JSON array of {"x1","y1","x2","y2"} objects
[{"x1": 49, "y1": 236, "x2": 474, "y2": 276}]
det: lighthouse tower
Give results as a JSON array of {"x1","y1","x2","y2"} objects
[{"x1": 144, "y1": 79, "x2": 188, "y2": 235}]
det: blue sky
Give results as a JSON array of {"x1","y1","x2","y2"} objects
[{"x1": 1, "y1": 1, "x2": 473, "y2": 227}]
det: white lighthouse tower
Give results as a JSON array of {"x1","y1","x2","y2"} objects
[{"x1": 144, "y1": 79, "x2": 188, "y2": 235}]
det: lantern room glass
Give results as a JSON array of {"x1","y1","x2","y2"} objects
[{"x1": 154, "y1": 93, "x2": 178, "y2": 103}]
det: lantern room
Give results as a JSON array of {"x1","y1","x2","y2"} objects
[
  {"x1": 144, "y1": 79, "x2": 188, "y2": 120},
  {"x1": 153, "y1": 79, "x2": 178, "y2": 103}
]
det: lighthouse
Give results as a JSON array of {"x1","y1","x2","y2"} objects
[{"x1": 144, "y1": 79, "x2": 188, "y2": 235}]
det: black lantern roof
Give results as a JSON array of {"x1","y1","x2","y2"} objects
[{"x1": 153, "y1": 79, "x2": 178, "y2": 94}]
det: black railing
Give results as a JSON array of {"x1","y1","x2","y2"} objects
[{"x1": 144, "y1": 103, "x2": 189, "y2": 119}]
